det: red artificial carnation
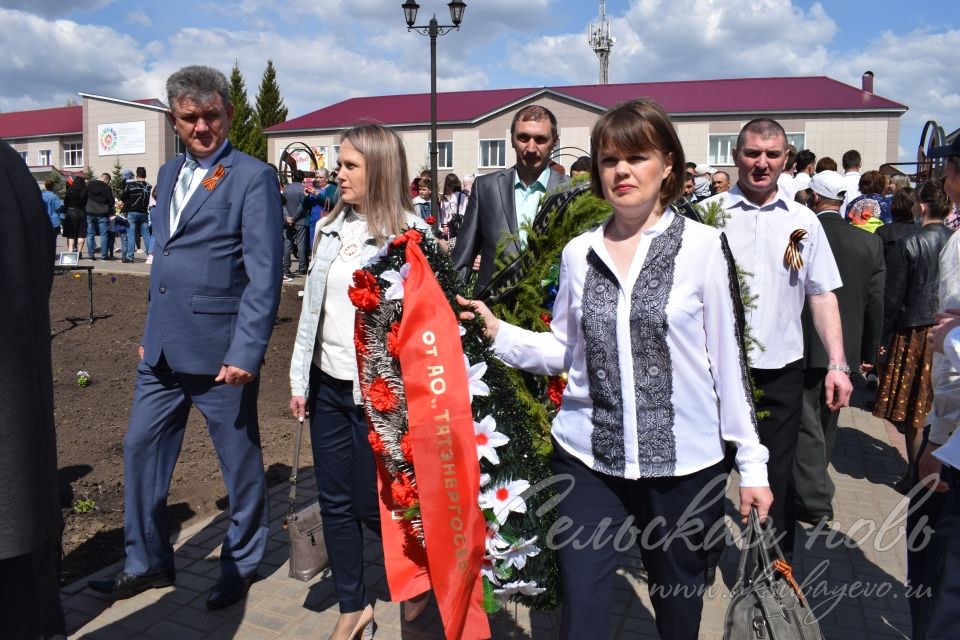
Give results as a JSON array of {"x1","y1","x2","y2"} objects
[
  {"x1": 425, "y1": 216, "x2": 437, "y2": 225},
  {"x1": 547, "y1": 375, "x2": 567, "y2": 408},
  {"x1": 540, "y1": 312, "x2": 552, "y2": 326},
  {"x1": 368, "y1": 430, "x2": 385, "y2": 455},
  {"x1": 391, "y1": 473, "x2": 419, "y2": 508},
  {"x1": 369, "y1": 377, "x2": 398, "y2": 413},
  {"x1": 386, "y1": 321, "x2": 401, "y2": 358},
  {"x1": 390, "y1": 229, "x2": 423, "y2": 248},
  {"x1": 400, "y1": 431, "x2": 414, "y2": 463},
  {"x1": 348, "y1": 270, "x2": 381, "y2": 312},
  {"x1": 354, "y1": 320, "x2": 368, "y2": 355}
]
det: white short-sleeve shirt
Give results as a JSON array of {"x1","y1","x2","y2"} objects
[{"x1": 700, "y1": 185, "x2": 843, "y2": 369}]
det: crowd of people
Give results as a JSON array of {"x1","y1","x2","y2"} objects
[{"x1": 8, "y1": 60, "x2": 960, "y2": 640}]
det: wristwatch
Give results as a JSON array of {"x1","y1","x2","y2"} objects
[{"x1": 826, "y1": 362, "x2": 851, "y2": 374}]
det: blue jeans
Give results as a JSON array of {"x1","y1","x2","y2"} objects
[
  {"x1": 86, "y1": 214, "x2": 109, "y2": 258},
  {"x1": 126, "y1": 212, "x2": 151, "y2": 261}
]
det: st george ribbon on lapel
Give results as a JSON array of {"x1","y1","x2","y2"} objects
[{"x1": 170, "y1": 157, "x2": 200, "y2": 233}]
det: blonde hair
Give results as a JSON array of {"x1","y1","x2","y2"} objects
[{"x1": 324, "y1": 123, "x2": 413, "y2": 246}]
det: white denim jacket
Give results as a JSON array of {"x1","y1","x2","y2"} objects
[{"x1": 289, "y1": 206, "x2": 429, "y2": 404}]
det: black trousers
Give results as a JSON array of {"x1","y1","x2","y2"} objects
[
  {"x1": 752, "y1": 361, "x2": 803, "y2": 561},
  {"x1": 308, "y1": 367, "x2": 380, "y2": 613},
  {"x1": 551, "y1": 443, "x2": 726, "y2": 640},
  {"x1": 794, "y1": 367, "x2": 841, "y2": 522},
  {"x1": 0, "y1": 533, "x2": 66, "y2": 640}
]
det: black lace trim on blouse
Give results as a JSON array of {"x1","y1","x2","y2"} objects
[
  {"x1": 630, "y1": 214, "x2": 683, "y2": 476},
  {"x1": 719, "y1": 232, "x2": 759, "y2": 434},
  {"x1": 582, "y1": 249, "x2": 626, "y2": 475}
]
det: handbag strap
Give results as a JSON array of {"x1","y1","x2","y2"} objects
[{"x1": 288, "y1": 417, "x2": 305, "y2": 515}]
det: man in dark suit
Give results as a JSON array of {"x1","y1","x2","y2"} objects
[
  {"x1": 452, "y1": 104, "x2": 568, "y2": 295},
  {"x1": 0, "y1": 140, "x2": 66, "y2": 639},
  {"x1": 89, "y1": 65, "x2": 283, "y2": 610},
  {"x1": 795, "y1": 169, "x2": 884, "y2": 523}
]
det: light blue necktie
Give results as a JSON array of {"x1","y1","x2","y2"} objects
[{"x1": 170, "y1": 158, "x2": 199, "y2": 232}]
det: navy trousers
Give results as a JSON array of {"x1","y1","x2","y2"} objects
[
  {"x1": 551, "y1": 443, "x2": 726, "y2": 640},
  {"x1": 122, "y1": 356, "x2": 268, "y2": 578},
  {"x1": 309, "y1": 367, "x2": 381, "y2": 613}
]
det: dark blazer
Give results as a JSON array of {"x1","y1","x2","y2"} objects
[
  {"x1": 452, "y1": 165, "x2": 568, "y2": 294},
  {"x1": 0, "y1": 141, "x2": 60, "y2": 559},
  {"x1": 802, "y1": 211, "x2": 885, "y2": 368},
  {"x1": 876, "y1": 221, "x2": 916, "y2": 267},
  {"x1": 143, "y1": 143, "x2": 283, "y2": 376}
]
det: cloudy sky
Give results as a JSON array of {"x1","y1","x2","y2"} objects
[{"x1": 1, "y1": 0, "x2": 957, "y2": 161}]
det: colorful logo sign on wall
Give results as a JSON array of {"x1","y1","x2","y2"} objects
[{"x1": 97, "y1": 121, "x2": 146, "y2": 155}]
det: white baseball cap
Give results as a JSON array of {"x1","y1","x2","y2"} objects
[
  {"x1": 694, "y1": 163, "x2": 716, "y2": 175},
  {"x1": 810, "y1": 170, "x2": 847, "y2": 200}
]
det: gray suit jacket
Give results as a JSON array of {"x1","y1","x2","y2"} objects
[{"x1": 452, "y1": 165, "x2": 568, "y2": 295}]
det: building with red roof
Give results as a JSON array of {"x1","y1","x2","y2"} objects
[
  {"x1": 266, "y1": 73, "x2": 907, "y2": 183},
  {"x1": 1, "y1": 93, "x2": 176, "y2": 183}
]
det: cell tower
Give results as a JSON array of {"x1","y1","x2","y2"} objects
[{"x1": 589, "y1": 0, "x2": 614, "y2": 84}]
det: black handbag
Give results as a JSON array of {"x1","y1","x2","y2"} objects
[
  {"x1": 723, "y1": 508, "x2": 823, "y2": 640},
  {"x1": 282, "y1": 417, "x2": 328, "y2": 581}
]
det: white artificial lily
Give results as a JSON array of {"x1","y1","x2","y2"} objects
[
  {"x1": 381, "y1": 263, "x2": 411, "y2": 301},
  {"x1": 489, "y1": 536, "x2": 541, "y2": 571},
  {"x1": 474, "y1": 415, "x2": 509, "y2": 465},
  {"x1": 479, "y1": 473, "x2": 491, "y2": 488},
  {"x1": 480, "y1": 558, "x2": 501, "y2": 585},
  {"x1": 479, "y1": 479, "x2": 531, "y2": 525},
  {"x1": 464, "y1": 355, "x2": 490, "y2": 398},
  {"x1": 493, "y1": 580, "x2": 545, "y2": 599}
]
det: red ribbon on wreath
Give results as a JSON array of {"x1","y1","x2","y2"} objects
[{"x1": 394, "y1": 240, "x2": 490, "y2": 640}]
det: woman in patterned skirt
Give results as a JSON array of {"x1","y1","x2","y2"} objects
[{"x1": 874, "y1": 178, "x2": 955, "y2": 492}]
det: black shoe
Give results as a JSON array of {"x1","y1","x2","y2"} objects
[
  {"x1": 88, "y1": 570, "x2": 175, "y2": 599},
  {"x1": 121, "y1": 257, "x2": 132, "y2": 263},
  {"x1": 206, "y1": 574, "x2": 255, "y2": 610},
  {"x1": 297, "y1": 271, "x2": 308, "y2": 276}
]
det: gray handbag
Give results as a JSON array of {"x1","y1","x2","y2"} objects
[
  {"x1": 723, "y1": 508, "x2": 823, "y2": 640},
  {"x1": 283, "y1": 417, "x2": 329, "y2": 581}
]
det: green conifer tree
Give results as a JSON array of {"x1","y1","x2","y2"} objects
[
  {"x1": 110, "y1": 156, "x2": 125, "y2": 199},
  {"x1": 252, "y1": 59, "x2": 288, "y2": 162},
  {"x1": 227, "y1": 61, "x2": 257, "y2": 157}
]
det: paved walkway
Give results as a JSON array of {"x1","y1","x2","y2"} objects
[
  {"x1": 62, "y1": 379, "x2": 915, "y2": 639},
  {"x1": 55, "y1": 237, "x2": 915, "y2": 638}
]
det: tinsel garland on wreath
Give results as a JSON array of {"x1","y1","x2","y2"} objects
[{"x1": 352, "y1": 231, "x2": 561, "y2": 612}]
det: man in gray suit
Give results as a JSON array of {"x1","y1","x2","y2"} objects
[
  {"x1": 89, "y1": 65, "x2": 283, "y2": 610},
  {"x1": 452, "y1": 104, "x2": 568, "y2": 295}
]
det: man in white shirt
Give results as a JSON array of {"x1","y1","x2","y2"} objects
[
  {"x1": 452, "y1": 105, "x2": 568, "y2": 295},
  {"x1": 913, "y1": 139, "x2": 960, "y2": 640},
  {"x1": 701, "y1": 118, "x2": 852, "y2": 561},
  {"x1": 840, "y1": 149, "x2": 863, "y2": 216}
]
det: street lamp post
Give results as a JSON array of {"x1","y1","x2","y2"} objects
[{"x1": 402, "y1": 1, "x2": 467, "y2": 222}]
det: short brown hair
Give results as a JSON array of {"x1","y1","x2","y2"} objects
[
  {"x1": 589, "y1": 98, "x2": 684, "y2": 207},
  {"x1": 510, "y1": 104, "x2": 558, "y2": 141},
  {"x1": 859, "y1": 170, "x2": 885, "y2": 195},
  {"x1": 890, "y1": 188, "x2": 915, "y2": 223},
  {"x1": 816, "y1": 157, "x2": 838, "y2": 173},
  {"x1": 736, "y1": 118, "x2": 787, "y2": 152}
]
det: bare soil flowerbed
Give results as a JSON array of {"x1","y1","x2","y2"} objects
[{"x1": 51, "y1": 272, "x2": 308, "y2": 584}]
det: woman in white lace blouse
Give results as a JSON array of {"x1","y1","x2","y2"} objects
[{"x1": 460, "y1": 99, "x2": 772, "y2": 640}]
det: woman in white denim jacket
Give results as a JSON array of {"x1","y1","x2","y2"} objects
[{"x1": 289, "y1": 124, "x2": 428, "y2": 640}]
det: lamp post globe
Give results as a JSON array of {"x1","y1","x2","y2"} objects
[
  {"x1": 402, "y1": 1, "x2": 419, "y2": 27},
  {"x1": 448, "y1": 0, "x2": 466, "y2": 25}
]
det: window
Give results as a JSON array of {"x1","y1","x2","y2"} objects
[
  {"x1": 38, "y1": 149, "x2": 51, "y2": 166},
  {"x1": 429, "y1": 141, "x2": 453, "y2": 169},
  {"x1": 708, "y1": 134, "x2": 737, "y2": 166},
  {"x1": 479, "y1": 139, "x2": 506, "y2": 168},
  {"x1": 786, "y1": 133, "x2": 805, "y2": 151},
  {"x1": 64, "y1": 143, "x2": 83, "y2": 167},
  {"x1": 18, "y1": 151, "x2": 28, "y2": 164},
  {"x1": 333, "y1": 145, "x2": 340, "y2": 165}
]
